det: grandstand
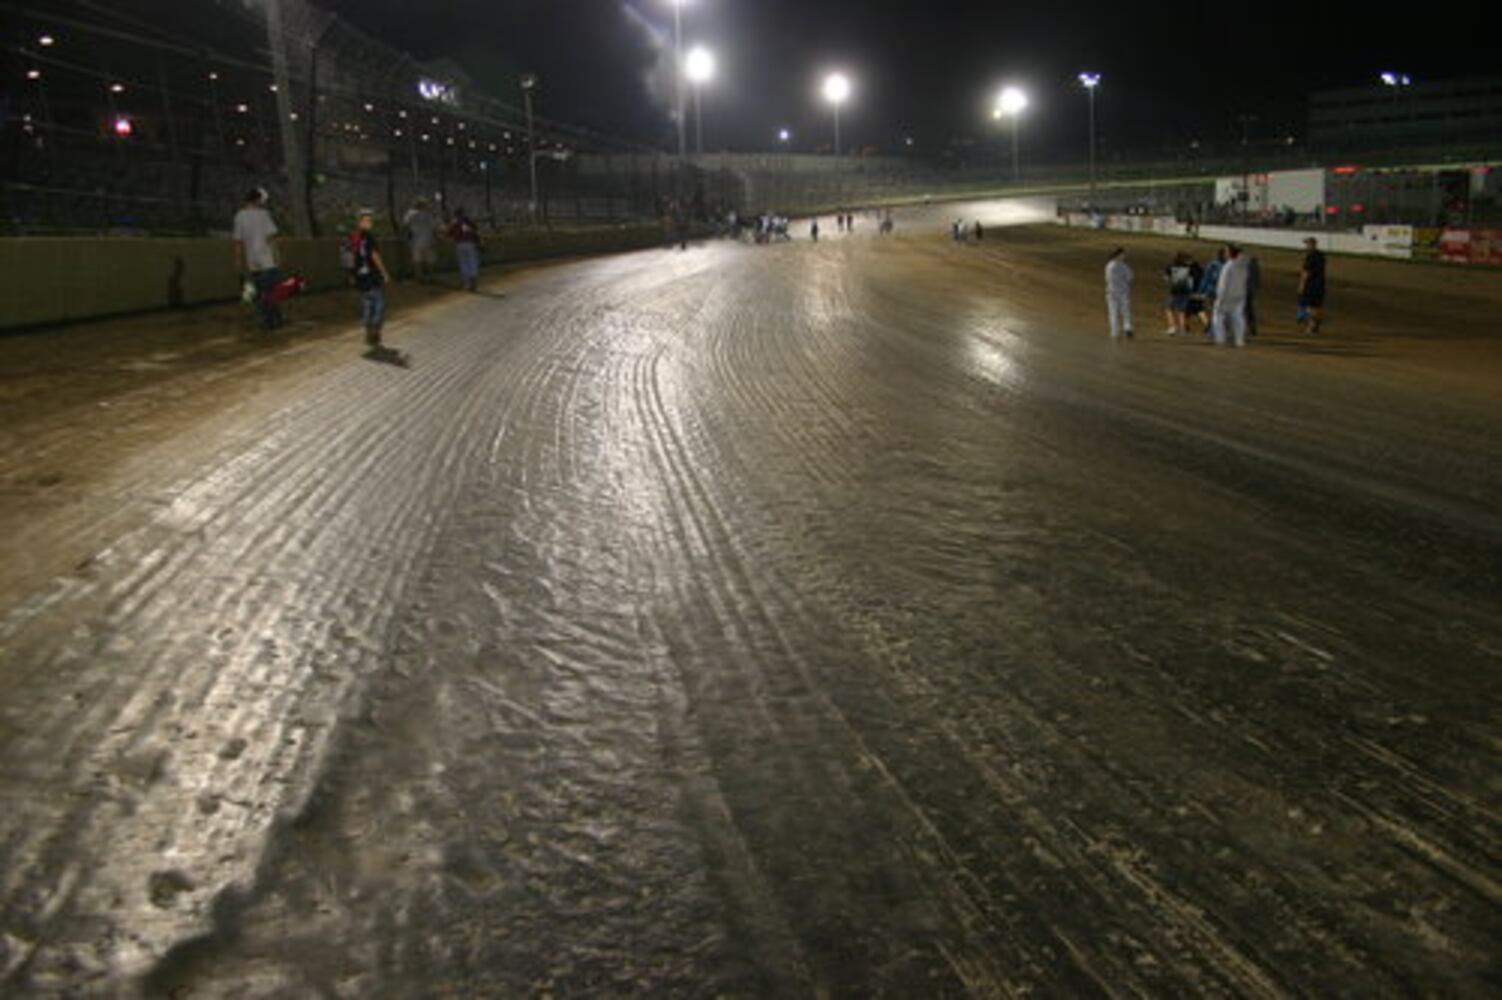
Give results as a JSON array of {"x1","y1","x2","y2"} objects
[
  {"x1": 4, "y1": 2, "x2": 1497, "y2": 237},
  {"x1": 2, "y1": 0, "x2": 732, "y2": 236}
]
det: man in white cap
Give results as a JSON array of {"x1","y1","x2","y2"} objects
[{"x1": 232, "y1": 187, "x2": 282, "y2": 329}]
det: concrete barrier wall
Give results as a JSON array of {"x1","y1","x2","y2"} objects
[
  {"x1": 1056, "y1": 213, "x2": 1418, "y2": 259},
  {"x1": 0, "y1": 225, "x2": 666, "y2": 330}
]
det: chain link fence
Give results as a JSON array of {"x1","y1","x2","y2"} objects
[{"x1": 2, "y1": 0, "x2": 743, "y2": 238}]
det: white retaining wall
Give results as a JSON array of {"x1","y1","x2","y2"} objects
[{"x1": 1059, "y1": 212, "x2": 1415, "y2": 259}]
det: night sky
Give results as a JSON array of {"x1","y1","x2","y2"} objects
[{"x1": 326, "y1": 0, "x2": 1491, "y2": 160}]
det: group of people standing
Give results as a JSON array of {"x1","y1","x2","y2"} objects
[
  {"x1": 1104, "y1": 237, "x2": 1327, "y2": 346},
  {"x1": 401, "y1": 198, "x2": 485, "y2": 292},
  {"x1": 232, "y1": 188, "x2": 489, "y2": 359}
]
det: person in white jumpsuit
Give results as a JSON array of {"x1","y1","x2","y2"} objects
[
  {"x1": 1105, "y1": 247, "x2": 1134, "y2": 339},
  {"x1": 1214, "y1": 245, "x2": 1250, "y2": 347}
]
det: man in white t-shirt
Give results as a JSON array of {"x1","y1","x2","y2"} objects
[
  {"x1": 403, "y1": 198, "x2": 439, "y2": 283},
  {"x1": 232, "y1": 187, "x2": 282, "y2": 329},
  {"x1": 1214, "y1": 245, "x2": 1250, "y2": 347},
  {"x1": 1105, "y1": 246, "x2": 1134, "y2": 339}
]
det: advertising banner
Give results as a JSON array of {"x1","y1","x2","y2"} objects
[{"x1": 1439, "y1": 228, "x2": 1502, "y2": 264}]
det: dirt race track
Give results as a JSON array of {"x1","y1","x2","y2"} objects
[{"x1": 1, "y1": 200, "x2": 1499, "y2": 996}]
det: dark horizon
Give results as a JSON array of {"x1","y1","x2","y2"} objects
[{"x1": 322, "y1": 0, "x2": 1495, "y2": 160}]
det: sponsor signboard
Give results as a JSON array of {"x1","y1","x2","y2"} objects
[{"x1": 1439, "y1": 228, "x2": 1502, "y2": 264}]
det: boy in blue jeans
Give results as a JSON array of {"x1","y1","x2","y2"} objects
[{"x1": 349, "y1": 209, "x2": 394, "y2": 353}]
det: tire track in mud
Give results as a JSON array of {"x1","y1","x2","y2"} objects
[
  {"x1": 140, "y1": 253, "x2": 776, "y2": 997},
  {"x1": 2, "y1": 225, "x2": 1498, "y2": 995},
  {"x1": 637, "y1": 258, "x2": 1268, "y2": 995},
  {"x1": 641, "y1": 235, "x2": 1499, "y2": 994},
  {"x1": 0, "y1": 282, "x2": 597, "y2": 989}
]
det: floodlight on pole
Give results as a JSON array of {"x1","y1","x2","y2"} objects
[
  {"x1": 668, "y1": 0, "x2": 689, "y2": 166},
  {"x1": 823, "y1": 72, "x2": 851, "y2": 157},
  {"x1": 520, "y1": 73, "x2": 540, "y2": 225},
  {"x1": 1079, "y1": 73, "x2": 1101, "y2": 203},
  {"x1": 685, "y1": 44, "x2": 715, "y2": 156},
  {"x1": 994, "y1": 86, "x2": 1028, "y2": 183},
  {"x1": 778, "y1": 128, "x2": 791, "y2": 143}
]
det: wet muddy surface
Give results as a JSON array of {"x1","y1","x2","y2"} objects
[{"x1": 1, "y1": 201, "x2": 1499, "y2": 996}]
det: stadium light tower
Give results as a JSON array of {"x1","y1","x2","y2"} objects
[
  {"x1": 778, "y1": 127, "x2": 791, "y2": 144},
  {"x1": 667, "y1": 0, "x2": 690, "y2": 163},
  {"x1": 823, "y1": 72, "x2": 851, "y2": 157},
  {"x1": 685, "y1": 45, "x2": 715, "y2": 156},
  {"x1": 995, "y1": 86, "x2": 1028, "y2": 183},
  {"x1": 1079, "y1": 73, "x2": 1101, "y2": 203},
  {"x1": 521, "y1": 74, "x2": 540, "y2": 225}
]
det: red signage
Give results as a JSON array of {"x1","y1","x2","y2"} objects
[{"x1": 1439, "y1": 228, "x2": 1502, "y2": 265}]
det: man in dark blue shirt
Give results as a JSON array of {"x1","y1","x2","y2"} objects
[{"x1": 1298, "y1": 237, "x2": 1328, "y2": 334}]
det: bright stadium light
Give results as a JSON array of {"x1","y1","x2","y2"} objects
[
  {"x1": 1079, "y1": 73, "x2": 1101, "y2": 202},
  {"x1": 994, "y1": 86, "x2": 1028, "y2": 183},
  {"x1": 997, "y1": 86, "x2": 1028, "y2": 116},
  {"x1": 823, "y1": 72, "x2": 851, "y2": 157},
  {"x1": 38, "y1": 34, "x2": 56, "y2": 47},
  {"x1": 685, "y1": 45, "x2": 715, "y2": 84},
  {"x1": 823, "y1": 72, "x2": 851, "y2": 106},
  {"x1": 778, "y1": 127, "x2": 791, "y2": 143},
  {"x1": 684, "y1": 45, "x2": 715, "y2": 155}
]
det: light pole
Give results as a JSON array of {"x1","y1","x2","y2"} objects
[
  {"x1": 1079, "y1": 73, "x2": 1100, "y2": 204},
  {"x1": 670, "y1": 0, "x2": 688, "y2": 163},
  {"x1": 1379, "y1": 71, "x2": 1413, "y2": 140},
  {"x1": 995, "y1": 86, "x2": 1028, "y2": 184},
  {"x1": 823, "y1": 72, "x2": 851, "y2": 157},
  {"x1": 521, "y1": 73, "x2": 540, "y2": 225},
  {"x1": 685, "y1": 45, "x2": 715, "y2": 157}
]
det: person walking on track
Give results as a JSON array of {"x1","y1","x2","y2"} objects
[
  {"x1": 1298, "y1": 237, "x2": 1328, "y2": 334},
  {"x1": 1105, "y1": 246, "x2": 1134, "y2": 340},
  {"x1": 449, "y1": 207, "x2": 483, "y2": 292},
  {"x1": 349, "y1": 209, "x2": 395, "y2": 354},
  {"x1": 403, "y1": 198, "x2": 439, "y2": 283},
  {"x1": 232, "y1": 187, "x2": 283, "y2": 331},
  {"x1": 1214, "y1": 244, "x2": 1251, "y2": 347}
]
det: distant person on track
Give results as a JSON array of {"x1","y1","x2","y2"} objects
[
  {"x1": 1214, "y1": 245, "x2": 1250, "y2": 347},
  {"x1": 1197, "y1": 247, "x2": 1227, "y2": 338},
  {"x1": 232, "y1": 187, "x2": 283, "y2": 331},
  {"x1": 1105, "y1": 247, "x2": 1134, "y2": 340},
  {"x1": 448, "y1": 207, "x2": 483, "y2": 292},
  {"x1": 350, "y1": 209, "x2": 394, "y2": 354},
  {"x1": 810, "y1": 218, "x2": 820, "y2": 242},
  {"x1": 1298, "y1": 237, "x2": 1327, "y2": 334},
  {"x1": 1163, "y1": 252, "x2": 1197, "y2": 336},
  {"x1": 403, "y1": 198, "x2": 439, "y2": 283},
  {"x1": 1243, "y1": 249, "x2": 1262, "y2": 338},
  {"x1": 673, "y1": 200, "x2": 690, "y2": 251},
  {"x1": 974, "y1": 221, "x2": 985, "y2": 241}
]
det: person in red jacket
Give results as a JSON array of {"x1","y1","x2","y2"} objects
[{"x1": 448, "y1": 207, "x2": 483, "y2": 292}]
